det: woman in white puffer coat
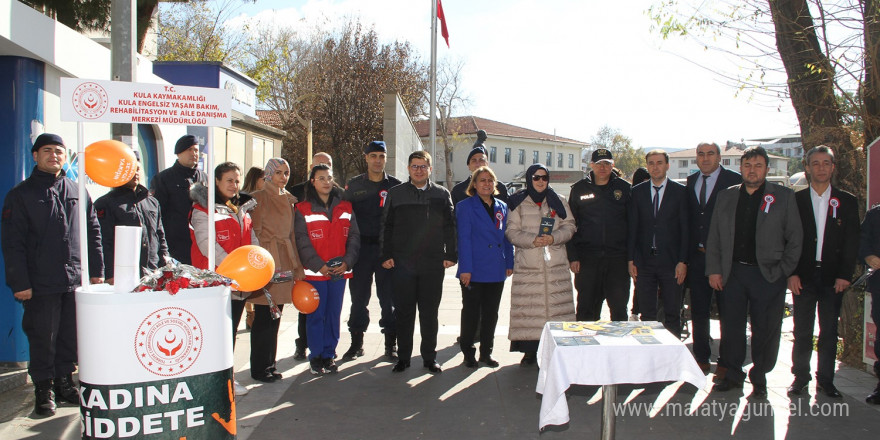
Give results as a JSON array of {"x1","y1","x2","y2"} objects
[{"x1": 505, "y1": 163, "x2": 576, "y2": 366}]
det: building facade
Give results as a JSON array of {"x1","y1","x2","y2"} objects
[{"x1": 414, "y1": 116, "x2": 588, "y2": 190}]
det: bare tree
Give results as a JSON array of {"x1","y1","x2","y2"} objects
[
  {"x1": 156, "y1": 0, "x2": 253, "y2": 64},
  {"x1": 434, "y1": 57, "x2": 472, "y2": 187},
  {"x1": 648, "y1": 0, "x2": 876, "y2": 365}
]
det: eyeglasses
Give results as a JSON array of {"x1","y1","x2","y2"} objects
[
  {"x1": 314, "y1": 175, "x2": 334, "y2": 183},
  {"x1": 409, "y1": 164, "x2": 429, "y2": 171},
  {"x1": 532, "y1": 174, "x2": 549, "y2": 182}
]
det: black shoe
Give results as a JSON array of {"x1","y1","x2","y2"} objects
[
  {"x1": 424, "y1": 361, "x2": 442, "y2": 373},
  {"x1": 342, "y1": 332, "x2": 365, "y2": 360},
  {"x1": 750, "y1": 384, "x2": 768, "y2": 399},
  {"x1": 309, "y1": 357, "x2": 325, "y2": 375},
  {"x1": 323, "y1": 357, "x2": 339, "y2": 374},
  {"x1": 251, "y1": 370, "x2": 278, "y2": 383},
  {"x1": 384, "y1": 346, "x2": 398, "y2": 359},
  {"x1": 293, "y1": 347, "x2": 307, "y2": 361},
  {"x1": 53, "y1": 374, "x2": 79, "y2": 404},
  {"x1": 712, "y1": 379, "x2": 743, "y2": 392},
  {"x1": 787, "y1": 379, "x2": 809, "y2": 395},
  {"x1": 268, "y1": 367, "x2": 282, "y2": 380},
  {"x1": 817, "y1": 382, "x2": 842, "y2": 398},
  {"x1": 866, "y1": 388, "x2": 880, "y2": 404},
  {"x1": 479, "y1": 356, "x2": 500, "y2": 368},
  {"x1": 392, "y1": 361, "x2": 410, "y2": 373},
  {"x1": 463, "y1": 356, "x2": 478, "y2": 368},
  {"x1": 33, "y1": 380, "x2": 56, "y2": 417},
  {"x1": 520, "y1": 352, "x2": 537, "y2": 367}
]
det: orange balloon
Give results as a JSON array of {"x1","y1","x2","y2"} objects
[
  {"x1": 292, "y1": 281, "x2": 320, "y2": 314},
  {"x1": 215, "y1": 245, "x2": 275, "y2": 292},
  {"x1": 84, "y1": 140, "x2": 138, "y2": 187}
]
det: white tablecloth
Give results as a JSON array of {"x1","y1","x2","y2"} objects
[{"x1": 536, "y1": 322, "x2": 707, "y2": 429}]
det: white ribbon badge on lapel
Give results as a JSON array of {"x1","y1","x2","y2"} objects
[
  {"x1": 760, "y1": 194, "x2": 775, "y2": 213},
  {"x1": 830, "y1": 197, "x2": 840, "y2": 219}
]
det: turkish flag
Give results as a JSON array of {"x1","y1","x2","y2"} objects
[{"x1": 437, "y1": 0, "x2": 449, "y2": 47}]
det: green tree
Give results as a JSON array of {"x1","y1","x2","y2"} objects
[{"x1": 591, "y1": 125, "x2": 644, "y2": 179}]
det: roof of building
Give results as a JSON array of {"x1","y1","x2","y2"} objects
[
  {"x1": 256, "y1": 109, "x2": 285, "y2": 129},
  {"x1": 413, "y1": 116, "x2": 588, "y2": 145},
  {"x1": 668, "y1": 145, "x2": 786, "y2": 160}
]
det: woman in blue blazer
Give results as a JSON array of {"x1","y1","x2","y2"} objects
[{"x1": 456, "y1": 166, "x2": 514, "y2": 368}]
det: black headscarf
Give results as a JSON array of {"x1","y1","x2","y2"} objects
[{"x1": 507, "y1": 164, "x2": 567, "y2": 219}]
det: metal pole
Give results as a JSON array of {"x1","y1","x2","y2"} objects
[
  {"x1": 601, "y1": 384, "x2": 617, "y2": 440},
  {"x1": 77, "y1": 122, "x2": 88, "y2": 289},
  {"x1": 207, "y1": 128, "x2": 216, "y2": 269},
  {"x1": 111, "y1": 0, "x2": 136, "y2": 145},
  {"x1": 429, "y1": 0, "x2": 437, "y2": 159}
]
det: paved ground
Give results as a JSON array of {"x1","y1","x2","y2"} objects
[{"x1": 1, "y1": 268, "x2": 879, "y2": 439}]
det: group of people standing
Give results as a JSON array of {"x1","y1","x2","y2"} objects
[{"x1": 5, "y1": 131, "x2": 880, "y2": 417}]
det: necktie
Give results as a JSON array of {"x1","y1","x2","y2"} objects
[
  {"x1": 653, "y1": 185, "x2": 662, "y2": 249},
  {"x1": 699, "y1": 174, "x2": 709, "y2": 210},
  {"x1": 653, "y1": 185, "x2": 662, "y2": 217}
]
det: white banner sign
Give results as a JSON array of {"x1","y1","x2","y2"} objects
[{"x1": 60, "y1": 78, "x2": 232, "y2": 127}]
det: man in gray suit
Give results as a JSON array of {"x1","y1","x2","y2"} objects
[{"x1": 706, "y1": 146, "x2": 802, "y2": 399}]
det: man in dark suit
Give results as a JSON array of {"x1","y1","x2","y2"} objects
[
  {"x1": 787, "y1": 146, "x2": 859, "y2": 398},
  {"x1": 685, "y1": 142, "x2": 742, "y2": 374},
  {"x1": 628, "y1": 150, "x2": 689, "y2": 336},
  {"x1": 858, "y1": 204, "x2": 880, "y2": 404},
  {"x1": 706, "y1": 146, "x2": 802, "y2": 399}
]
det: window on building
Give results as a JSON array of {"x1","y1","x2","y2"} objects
[
  {"x1": 569, "y1": 154, "x2": 574, "y2": 168},
  {"x1": 722, "y1": 158, "x2": 730, "y2": 166},
  {"x1": 533, "y1": 151, "x2": 539, "y2": 164},
  {"x1": 226, "y1": 129, "x2": 246, "y2": 176},
  {"x1": 490, "y1": 146, "x2": 497, "y2": 163},
  {"x1": 690, "y1": 159, "x2": 697, "y2": 164},
  {"x1": 557, "y1": 153, "x2": 563, "y2": 168},
  {"x1": 518, "y1": 149, "x2": 525, "y2": 165},
  {"x1": 546, "y1": 152, "x2": 552, "y2": 165},
  {"x1": 504, "y1": 147, "x2": 511, "y2": 164},
  {"x1": 679, "y1": 160, "x2": 688, "y2": 168}
]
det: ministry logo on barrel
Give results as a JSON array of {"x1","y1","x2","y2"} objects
[{"x1": 135, "y1": 307, "x2": 203, "y2": 376}]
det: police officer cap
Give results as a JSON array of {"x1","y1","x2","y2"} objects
[
  {"x1": 467, "y1": 146, "x2": 487, "y2": 165},
  {"x1": 32, "y1": 133, "x2": 65, "y2": 152},
  {"x1": 365, "y1": 141, "x2": 386, "y2": 154},
  {"x1": 174, "y1": 135, "x2": 198, "y2": 155},
  {"x1": 591, "y1": 148, "x2": 614, "y2": 163}
]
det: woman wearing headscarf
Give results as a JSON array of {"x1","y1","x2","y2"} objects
[
  {"x1": 248, "y1": 158, "x2": 306, "y2": 382},
  {"x1": 505, "y1": 164, "x2": 576, "y2": 366}
]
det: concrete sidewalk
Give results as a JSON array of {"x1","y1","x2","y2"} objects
[{"x1": 1, "y1": 268, "x2": 879, "y2": 439}]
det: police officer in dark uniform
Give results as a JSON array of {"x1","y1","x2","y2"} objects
[
  {"x1": 149, "y1": 135, "x2": 206, "y2": 265},
  {"x1": 567, "y1": 149, "x2": 632, "y2": 321},
  {"x1": 342, "y1": 141, "x2": 401, "y2": 359},
  {"x1": 95, "y1": 162, "x2": 169, "y2": 282},
  {"x1": 1, "y1": 133, "x2": 104, "y2": 417}
]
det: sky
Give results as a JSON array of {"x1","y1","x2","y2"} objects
[{"x1": 208, "y1": 0, "x2": 801, "y2": 150}]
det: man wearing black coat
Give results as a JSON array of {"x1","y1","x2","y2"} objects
[
  {"x1": 567, "y1": 149, "x2": 632, "y2": 321},
  {"x1": 149, "y1": 135, "x2": 206, "y2": 265},
  {"x1": 95, "y1": 166, "x2": 169, "y2": 282},
  {"x1": 787, "y1": 146, "x2": 859, "y2": 398},
  {"x1": 685, "y1": 142, "x2": 742, "y2": 373},
  {"x1": 381, "y1": 151, "x2": 457, "y2": 374},
  {"x1": 1, "y1": 133, "x2": 104, "y2": 416},
  {"x1": 627, "y1": 150, "x2": 689, "y2": 336}
]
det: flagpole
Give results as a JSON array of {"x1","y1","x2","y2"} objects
[{"x1": 429, "y1": 0, "x2": 437, "y2": 160}]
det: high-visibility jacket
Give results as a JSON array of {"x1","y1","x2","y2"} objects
[
  {"x1": 296, "y1": 200, "x2": 353, "y2": 281},
  {"x1": 190, "y1": 201, "x2": 253, "y2": 270}
]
